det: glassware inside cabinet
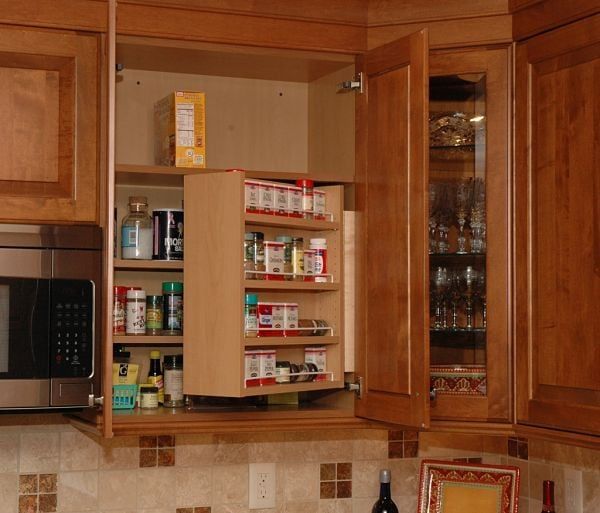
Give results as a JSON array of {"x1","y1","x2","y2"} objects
[{"x1": 428, "y1": 73, "x2": 488, "y2": 398}]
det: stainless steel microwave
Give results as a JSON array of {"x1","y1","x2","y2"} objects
[{"x1": 0, "y1": 224, "x2": 102, "y2": 409}]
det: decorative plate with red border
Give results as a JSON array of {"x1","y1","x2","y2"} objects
[{"x1": 417, "y1": 460, "x2": 520, "y2": 513}]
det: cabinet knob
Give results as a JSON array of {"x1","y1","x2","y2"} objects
[
  {"x1": 429, "y1": 387, "x2": 438, "y2": 401},
  {"x1": 88, "y1": 394, "x2": 104, "y2": 407}
]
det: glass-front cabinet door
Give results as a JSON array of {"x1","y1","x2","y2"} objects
[{"x1": 428, "y1": 48, "x2": 511, "y2": 423}]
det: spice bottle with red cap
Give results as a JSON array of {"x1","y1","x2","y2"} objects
[{"x1": 296, "y1": 179, "x2": 314, "y2": 219}]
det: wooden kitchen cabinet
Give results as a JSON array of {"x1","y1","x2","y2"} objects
[
  {"x1": 0, "y1": 25, "x2": 100, "y2": 224},
  {"x1": 515, "y1": 14, "x2": 600, "y2": 436}
]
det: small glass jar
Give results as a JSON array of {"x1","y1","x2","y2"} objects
[
  {"x1": 275, "y1": 361, "x2": 291, "y2": 383},
  {"x1": 113, "y1": 286, "x2": 127, "y2": 335},
  {"x1": 251, "y1": 232, "x2": 266, "y2": 280},
  {"x1": 275, "y1": 235, "x2": 293, "y2": 280},
  {"x1": 121, "y1": 196, "x2": 153, "y2": 260},
  {"x1": 162, "y1": 282, "x2": 183, "y2": 335},
  {"x1": 244, "y1": 232, "x2": 256, "y2": 280},
  {"x1": 291, "y1": 237, "x2": 304, "y2": 282},
  {"x1": 126, "y1": 289, "x2": 146, "y2": 335},
  {"x1": 145, "y1": 295, "x2": 163, "y2": 335},
  {"x1": 244, "y1": 293, "x2": 258, "y2": 337},
  {"x1": 140, "y1": 386, "x2": 159, "y2": 409},
  {"x1": 163, "y1": 354, "x2": 184, "y2": 407},
  {"x1": 296, "y1": 179, "x2": 314, "y2": 219}
]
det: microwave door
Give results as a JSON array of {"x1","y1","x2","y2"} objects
[{"x1": 0, "y1": 278, "x2": 51, "y2": 408}]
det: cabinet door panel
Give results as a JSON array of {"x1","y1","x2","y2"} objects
[
  {"x1": 515, "y1": 15, "x2": 600, "y2": 435},
  {"x1": 0, "y1": 26, "x2": 99, "y2": 223},
  {"x1": 355, "y1": 30, "x2": 429, "y2": 428}
]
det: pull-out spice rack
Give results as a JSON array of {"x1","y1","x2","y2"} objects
[{"x1": 184, "y1": 170, "x2": 345, "y2": 397}]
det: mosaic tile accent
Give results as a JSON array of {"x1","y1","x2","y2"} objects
[
  {"x1": 18, "y1": 473, "x2": 57, "y2": 513},
  {"x1": 388, "y1": 430, "x2": 420, "y2": 458},
  {"x1": 175, "y1": 507, "x2": 211, "y2": 513},
  {"x1": 138, "y1": 435, "x2": 176, "y2": 467},
  {"x1": 508, "y1": 436, "x2": 528, "y2": 460},
  {"x1": 320, "y1": 462, "x2": 352, "y2": 499}
]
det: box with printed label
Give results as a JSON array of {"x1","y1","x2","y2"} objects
[
  {"x1": 305, "y1": 346, "x2": 327, "y2": 381},
  {"x1": 154, "y1": 91, "x2": 206, "y2": 168}
]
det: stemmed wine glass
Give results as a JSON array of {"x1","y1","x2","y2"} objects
[
  {"x1": 474, "y1": 271, "x2": 487, "y2": 328},
  {"x1": 459, "y1": 266, "x2": 478, "y2": 329},
  {"x1": 436, "y1": 183, "x2": 455, "y2": 254},
  {"x1": 455, "y1": 180, "x2": 471, "y2": 254},
  {"x1": 428, "y1": 184, "x2": 438, "y2": 254},
  {"x1": 431, "y1": 267, "x2": 450, "y2": 328},
  {"x1": 448, "y1": 270, "x2": 463, "y2": 329},
  {"x1": 470, "y1": 178, "x2": 486, "y2": 254}
]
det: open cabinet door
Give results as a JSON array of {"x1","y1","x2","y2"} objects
[{"x1": 354, "y1": 30, "x2": 430, "y2": 428}]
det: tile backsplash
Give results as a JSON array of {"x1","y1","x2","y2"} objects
[{"x1": 0, "y1": 420, "x2": 597, "y2": 513}]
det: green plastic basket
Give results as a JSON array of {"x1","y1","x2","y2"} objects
[{"x1": 112, "y1": 384, "x2": 137, "y2": 409}]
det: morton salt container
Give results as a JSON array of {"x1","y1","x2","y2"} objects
[{"x1": 152, "y1": 208, "x2": 184, "y2": 260}]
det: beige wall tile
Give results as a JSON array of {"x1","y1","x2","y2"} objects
[
  {"x1": 20, "y1": 433, "x2": 59, "y2": 473},
  {"x1": 175, "y1": 466, "x2": 212, "y2": 507},
  {"x1": 351, "y1": 460, "x2": 383, "y2": 498},
  {"x1": 318, "y1": 498, "x2": 352, "y2": 513},
  {"x1": 0, "y1": 434, "x2": 19, "y2": 472},
  {"x1": 418, "y1": 432, "x2": 482, "y2": 459},
  {"x1": 506, "y1": 456, "x2": 529, "y2": 499},
  {"x1": 99, "y1": 436, "x2": 139, "y2": 470},
  {"x1": 61, "y1": 431, "x2": 99, "y2": 471},
  {"x1": 136, "y1": 468, "x2": 176, "y2": 510},
  {"x1": 98, "y1": 470, "x2": 137, "y2": 511},
  {"x1": 352, "y1": 497, "x2": 375, "y2": 513},
  {"x1": 388, "y1": 458, "x2": 420, "y2": 497},
  {"x1": 211, "y1": 504, "x2": 250, "y2": 513},
  {"x1": 283, "y1": 500, "x2": 319, "y2": 513},
  {"x1": 284, "y1": 462, "x2": 319, "y2": 501},
  {"x1": 394, "y1": 495, "x2": 417, "y2": 512},
  {"x1": 0, "y1": 473, "x2": 17, "y2": 513},
  {"x1": 175, "y1": 435, "x2": 216, "y2": 467},
  {"x1": 528, "y1": 461, "x2": 552, "y2": 502},
  {"x1": 214, "y1": 436, "x2": 248, "y2": 465},
  {"x1": 583, "y1": 470, "x2": 600, "y2": 512},
  {"x1": 213, "y1": 464, "x2": 248, "y2": 504},
  {"x1": 351, "y1": 439, "x2": 387, "y2": 461},
  {"x1": 58, "y1": 471, "x2": 98, "y2": 512}
]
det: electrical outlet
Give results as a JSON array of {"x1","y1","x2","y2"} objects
[
  {"x1": 564, "y1": 468, "x2": 583, "y2": 513},
  {"x1": 249, "y1": 462, "x2": 276, "y2": 509}
]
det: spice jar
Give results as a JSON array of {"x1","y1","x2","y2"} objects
[
  {"x1": 291, "y1": 237, "x2": 304, "y2": 281},
  {"x1": 275, "y1": 361, "x2": 291, "y2": 383},
  {"x1": 126, "y1": 289, "x2": 146, "y2": 335},
  {"x1": 275, "y1": 236, "x2": 293, "y2": 280},
  {"x1": 121, "y1": 196, "x2": 153, "y2": 260},
  {"x1": 113, "y1": 286, "x2": 127, "y2": 335},
  {"x1": 163, "y1": 354, "x2": 184, "y2": 407},
  {"x1": 251, "y1": 232, "x2": 266, "y2": 280},
  {"x1": 140, "y1": 386, "x2": 159, "y2": 409},
  {"x1": 145, "y1": 295, "x2": 163, "y2": 335},
  {"x1": 309, "y1": 238, "x2": 328, "y2": 283},
  {"x1": 244, "y1": 232, "x2": 256, "y2": 279},
  {"x1": 162, "y1": 282, "x2": 183, "y2": 335},
  {"x1": 244, "y1": 293, "x2": 258, "y2": 337},
  {"x1": 296, "y1": 179, "x2": 314, "y2": 219}
]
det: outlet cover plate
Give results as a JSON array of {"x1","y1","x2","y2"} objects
[
  {"x1": 249, "y1": 462, "x2": 276, "y2": 509},
  {"x1": 564, "y1": 467, "x2": 583, "y2": 513}
]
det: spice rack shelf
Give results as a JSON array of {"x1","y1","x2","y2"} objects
[
  {"x1": 245, "y1": 213, "x2": 340, "y2": 231},
  {"x1": 114, "y1": 259, "x2": 183, "y2": 271},
  {"x1": 244, "y1": 336, "x2": 340, "y2": 347},
  {"x1": 242, "y1": 380, "x2": 345, "y2": 397},
  {"x1": 184, "y1": 170, "x2": 344, "y2": 398},
  {"x1": 244, "y1": 280, "x2": 339, "y2": 291},
  {"x1": 113, "y1": 335, "x2": 183, "y2": 345}
]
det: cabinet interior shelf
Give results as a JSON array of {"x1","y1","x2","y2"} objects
[
  {"x1": 430, "y1": 253, "x2": 486, "y2": 266},
  {"x1": 430, "y1": 328, "x2": 486, "y2": 333},
  {"x1": 115, "y1": 163, "x2": 353, "y2": 187},
  {"x1": 244, "y1": 280, "x2": 339, "y2": 291},
  {"x1": 245, "y1": 213, "x2": 339, "y2": 231},
  {"x1": 244, "y1": 336, "x2": 339, "y2": 347},
  {"x1": 113, "y1": 335, "x2": 183, "y2": 345},
  {"x1": 114, "y1": 258, "x2": 183, "y2": 271}
]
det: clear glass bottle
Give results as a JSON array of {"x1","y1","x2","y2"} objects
[
  {"x1": 121, "y1": 196, "x2": 153, "y2": 259},
  {"x1": 244, "y1": 232, "x2": 256, "y2": 279},
  {"x1": 163, "y1": 354, "x2": 184, "y2": 407},
  {"x1": 291, "y1": 237, "x2": 304, "y2": 282},
  {"x1": 275, "y1": 235, "x2": 293, "y2": 280},
  {"x1": 244, "y1": 293, "x2": 258, "y2": 337},
  {"x1": 252, "y1": 232, "x2": 266, "y2": 280},
  {"x1": 296, "y1": 179, "x2": 314, "y2": 219}
]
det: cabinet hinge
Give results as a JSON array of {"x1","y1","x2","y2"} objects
[
  {"x1": 337, "y1": 72, "x2": 363, "y2": 94},
  {"x1": 345, "y1": 376, "x2": 363, "y2": 399},
  {"x1": 88, "y1": 394, "x2": 104, "y2": 407}
]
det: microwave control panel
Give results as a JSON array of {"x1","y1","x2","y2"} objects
[{"x1": 50, "y1": 279, "x2": 94, "y2": 378}]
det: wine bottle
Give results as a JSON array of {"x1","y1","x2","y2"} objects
[
  {"x1": 372, "y1": 469, "x2": 398, "y2": 513},
  {"x1": 541, "y1": 480, "x2": 555, "y2": 513}
]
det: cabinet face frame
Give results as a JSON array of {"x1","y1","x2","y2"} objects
[
  {"x1": 515, "y1": 15, "x2": 600, "y2": 436},
  {"x1": 428, "y1": 47, "x2": 512, "y2": 423},
  {"x1": 354, "y1": 29, "x2": 430, "y2": 428}
]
